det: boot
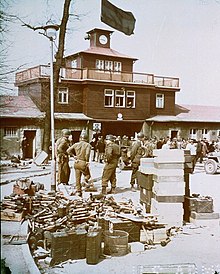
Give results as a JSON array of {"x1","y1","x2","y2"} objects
[
  {"x1": 101, "y1": 187, "x2": 107, "y2": 195},
  {"x1": 108, "y1": 187, "x2": 116, "y2": 194}
]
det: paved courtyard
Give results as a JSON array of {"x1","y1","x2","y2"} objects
[{"x1": 1, "y1": 160, "x2": 220, "y2": 274}]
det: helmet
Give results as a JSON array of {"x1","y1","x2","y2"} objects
[
  {"x1": 106, "y1": 134, "x2": 115, "y2": 141},
  {"x1": 80, "y1": 130, "x2": 88, "y2": 140},
  {"x1": 137, "y1": 132, "x2": 144, "y2": 139},
  {"x1": 62, "y1": 129, "x2": 71, "y2": 137}
]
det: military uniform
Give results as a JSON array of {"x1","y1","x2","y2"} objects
[
  {"x1": 130, "y1": 133, "x2": 145, "y2": 189},
  {"x1": 67, "y1": 139, "x2": 91, "y2": 195},
  {"x1": 102, "y1": 136, "x2": 120, "y2": 194},
  {"x1": 56, "y1": 136, "x2": 71, "y2": 185}
]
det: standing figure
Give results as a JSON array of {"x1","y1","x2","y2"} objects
[
  {"x1": 90, "y1": 137, "x2": 97, "y2": 161},
  {"x1": 67, "y1": 133, "x2": 91, "y2": 197},
  {"x1": 186, "y1": 139, "x2": 197, "y2": 172},
  {"x1": 21, "y1": 136, "x2": 27, "y2": 160},
  {"x1": 56, "y1": 129, "x2": 72, "y2": 185},
  {"x1": 130, "y1": 132, "x2": 145, "y2": 191},
  {"x1": 96, "y1": 136, "x2": 105, "y2": 163},
  {"x1": 101, "y1": 135, "x2": 120, "y2": 195}
]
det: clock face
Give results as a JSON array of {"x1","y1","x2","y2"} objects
[{"x1": 99, "y1": 34, "x2": 108, "y2": 45}]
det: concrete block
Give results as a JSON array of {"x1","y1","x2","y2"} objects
[
  {"x1": 139, "y1": 166, "x2": 155, "y2": 175},
  {"x1": 154, "y1": 162, "x2": 184, "y2": 169},
  {"x1": 151, "y1": 198, "x2": 184, "y2": 215},
  {"x1": 154, "y1": 168, "x2": 184, "y2": 176},
  {"x1": 153, "y1": 149, "x2": 185, "y2": 161},
  {"x1": 190, "y1": 211, "x2": 219, "y2": 220},
  {"x1": 153, "y1": 174, "x2": 184, "y2": 182},
  {"x1": 129, "y1": 242, "x2": 145, "y2": 252},
  {"x1": 152, "y1": 193, "x2": 184, "y2": 203},
  {"x1": 153, "y1": 181, "x2": 185, "y2": 196}
]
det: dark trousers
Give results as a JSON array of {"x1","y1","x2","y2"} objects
[
  {"x1": 130, "y1": 163, "x2": 139, "y2": 186},
  {"x1": 57, "y1": 156, "x2": 70, "y2": 184}
]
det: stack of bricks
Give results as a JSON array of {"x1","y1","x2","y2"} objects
[{"x1": 139, "y1": 149, "x2": 185, "y2": 227}]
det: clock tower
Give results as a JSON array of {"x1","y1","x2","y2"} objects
[{"x1": 86, "y1": 28, "x2": 113, "y2": 48}]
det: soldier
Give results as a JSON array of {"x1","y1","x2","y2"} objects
[
  {"x1": 101, "y1": 134, "x2": 121, "y2": 194},
  {"x1": 129, "y1": 132, "x2": 145, "y2": 191},
  {"x1": 67, "y1": 132, "x2": 91, "y2": 197},
  {"x1": 56, "y1": 129, "x2": 72, "y2": 185}
]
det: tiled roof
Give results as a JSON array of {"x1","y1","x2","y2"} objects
[
  {"x1": 0, "y1": 95, "x2": 44, "y2": 118},
  {"x1": 68, "y1": 47, "x2": 138, "y2": 60},
  {"x1": 146, "y1": 104, "x2": 220, "y2": 123}
]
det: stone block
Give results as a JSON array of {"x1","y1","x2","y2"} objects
[
  {"x1": 153, "y1": 149, "x2": 185, "y2": 161},
  {"x1": 151, "y1": 198, "x2": 184, "y2": 216},
  {"x1": 154, "y1": 168, "x2": 184, "y2": 176},
  {"x1": 139, "y1": 166, "x2": 155, "y2": 175},
  {"x1": 154, "y1": 162, "x2": 184, "y2": 169},
  {"x1": 190, "y1": 211, "x2": 219, "y2": 220},
  {"x1": 152, "y1": 193, "x2": 184, "y2": 203},
  {"x1": 153, "y1": 174, "x2": 184, "y2": 182},
  {"x1": 153, "y1": 181, "x2": 185, "y2": 196}
]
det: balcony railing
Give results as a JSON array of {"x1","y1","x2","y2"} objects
[{"x1": 15, "y1": 65, "x2": 180, "y2": 88}]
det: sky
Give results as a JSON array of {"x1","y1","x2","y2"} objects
[{"x1": 3, "y1": 0, "x2": 220, "y2": 107}]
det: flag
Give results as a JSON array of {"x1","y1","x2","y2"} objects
[{"x1": 101, "y1": 0, "x2": 136, "y2": 36}]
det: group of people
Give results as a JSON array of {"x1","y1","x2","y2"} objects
[
  {"x1": 55, "y1": 129, "x2": 220, "y2": 197},
  {"x1": 55, "y1": 130, "x2": 122, "y2": 197}
]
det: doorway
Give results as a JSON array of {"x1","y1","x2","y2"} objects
[
  {"x1": 171, "y1": 130, "x2": 178, "y2": 140},
  {"x1": 71, "y1": 131, "x2": 81, "y2": 143},
  {"x1": 23, "y1": 130, "x2": 36, "y2": 159}
]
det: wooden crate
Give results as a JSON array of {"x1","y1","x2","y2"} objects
[{"x1": 1, "y1": 210, "x2": 23, "y2": 222}]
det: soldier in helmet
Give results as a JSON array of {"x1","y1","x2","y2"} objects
[
  {"x1": 56, "y1": 129, "x2": 72, "y2": 185},
  {"x1": 101, "y1": 134, "x2": 121, "y2": 194},
  {"x1": 129, "y1": 132, "x2": 146, "y2": 191},
  {"x1": 67, "y1": 132, "x2": 91, "y2": 197}
]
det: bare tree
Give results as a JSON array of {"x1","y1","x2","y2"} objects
[
  {"x1": 0, "y1": 1, "x2": 23, "y2": 93},
  {"x1": 18, "y1": 0, "x2": 73, "y2": 154},
  {"x1": 43, "y1": 0, "x2": 72, "y2": 154}
]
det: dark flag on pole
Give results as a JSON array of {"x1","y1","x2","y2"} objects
[{"x1": 101, "y1": 0, "x2": 136, "y2": 36}]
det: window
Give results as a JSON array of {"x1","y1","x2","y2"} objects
[
  {"x1": 156, "y1": 93, "x2": 164, "y2": 108},
  {"x1": 126, "y1": 90, "x2": 135, "y2": 108},
  {"x1": 4, "y1": 127, "x2": 17, "y2": 137},
  {"x1": 114, "y1": 61, "x2": 122, "y2": 72},
  {"x1": 58, "y1": 88, "x2": 68, "y2": 104},
  {"x1": 202, "y1": 129, "x2": 208, "y2": 135},
  {"x1": 71, "y1": 59, "x2": 77, "y2": 68},
  {"x1": 105, "y1": 60, "x2": 113, "y2": 71},
  {"x1": 104, "y1": 89, "x2": 114, "y2": 107},
  {"x1": 96, "y1": 59, "x2": 105, "y2": 70},
  {"x1": 190, "y1": 129, "x2": 197, "y2": 139},
  {"x1": 115, "y1": 90, "x2": 125, "y2": 107},
  {"x1": 190, "y1": 129, "x2": 197, "y2": 135}
]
